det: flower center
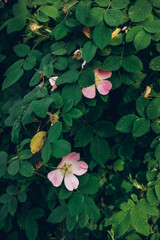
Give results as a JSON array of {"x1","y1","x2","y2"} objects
[
  {"x1": 95, "y1": 74, "x2": 102, "y2": 87},
  {"x1": 60, "y1": 163, "x2": 72, "y2": 175}
]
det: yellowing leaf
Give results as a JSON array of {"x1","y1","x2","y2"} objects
[
  {"x1": 82, "y1": 27, "x2": 90, "y2": 38},
  {"x1": 30, "y1": 131, "x2": 46, "y2": 154},
  {"x1": 112, "y1": 28, "x2": 121, "y2": 39},
  {"x1": 143, "y1": 86, "x2": 151, "y2": 98}
]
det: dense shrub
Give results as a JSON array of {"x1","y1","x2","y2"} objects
[{"x1": 0, "y1": 0, "x2": 160, "y2": 239}]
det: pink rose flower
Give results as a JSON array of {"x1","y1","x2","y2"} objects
[
  {"x1": 47, "y1": 152, "x2": 88, "y2": 191},
  {"x1": 82, "y1": 68, "x2": 112, "y2": 99}
]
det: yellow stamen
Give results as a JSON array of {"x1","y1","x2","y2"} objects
[
  {"x1": 60, "y1": 163, "x2": 72, "y2": 175},
  {"x1": 95, "y1": 74, "x2": 102, "y2": 87}
]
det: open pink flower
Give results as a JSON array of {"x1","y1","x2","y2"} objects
[
  {"x1": 47, "y1": 152, "x2": 88, "y2": 191},
  {"x1": 82, "y1": 68, "x2": 112, "y2": 99}
]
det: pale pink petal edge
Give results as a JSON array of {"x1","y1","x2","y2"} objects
[
  {"x1": 72, "y1": 161, "x2": 88, "y2": 176},
  {"x1": 97, "y1": 80, "x2": 112, "y2": 95},
  {"x1": 64, "y1": 174, "x2": 79, "y2": 191},
  {"x1": 47, "y1": 169, "x2": 64, "y2": 187},
  {"x1": 82, "y1": 85, "x2": 96, "y2": 99}
]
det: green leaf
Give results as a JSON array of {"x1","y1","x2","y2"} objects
[
  {"x1": 75, "y1": 1, "x2": 91, "y2": 25},
  {"x1": 90, "y1": 136, "x2": 110, "y2": 166},
  {"x1": 41, "y1": 139, "x2": 51, "y2": 163},
  {"x1": 29, "y1": 72, "x2": 41, "y2": 87},
  {"x1": 95, "y1": 0, "x2": 110, "y2": 7},
  {"x1": 47, "y1": 206, "x2": 68, "y2": 224},
  {"x1": 19, "y1": 161, "x2": 34, "y2": 177},
  {"x1": 52, "y1": 22, "x2": 69, "y2": 41},
  {"x1": 66, "y1": 213, "x2": 78, "y2": 232},
  {"x1": 25, "y1": 217, "x2": 38, "y2": 240},
  {"x1": 19, "y1": 149, "x2": 33, "y2": 160},
  {"x1": 155, "y1": 185, "x2": 160, "y2": 200},
  {"x1": 31, "y1": 97, "x2": 53, "y2": 118},
  {"x1": 128, "y1": 0, "x2": 152, "y2": 22},
  {"x1": 114, "y1": 212, "x2": 131, "y2": 238},
  {"x1": 7, "y1": 17, "x2": 26, "y2": 34},
  {"x1": 134, "y1": 30, "x2": 151, "y2": 51},
  {"x1": 0, "y1": 194, "x2": 12, "y2": 204},
  {"x1": 68, "y1": 192, "x2": 84, "y2": 216},
  {"x1": 6, "y1": 185, "x2": 19, "y2": 195},
  {"x1": 74, "y1": 125, "x2": 94, "y2": 147},
  {"x1": 122, "y1": 55, "x2": 143, "y2": 73},
  {"x1": 48, "y1": 122, "x2": 62, "y2": 142},
  {"x1": 7, "y1": 160, "x2": 19, "y2": 176},
  {"x1": 0, "y1": 204, "x2": 8, "y2": 221},
  {"x1": 113, "y1": 159, "x2": 125, "y2": 172},
  {"x1": 82, "y1": 41, "x2": 97, "y2": 63},
  {"x1": 84, "y1": 196, "x2": 100, "y2": 222},
  {"x1": 54, "y1": 57, "x2": 68, "y2": 70},
  {"x1": 155, "y1": 144, "x2": 160, "y2": 161},
  {"x1": 4, "y1": 59, "x2": 25, "y2": 76},
  {"x1": 62, "y1": 112, "x2": 72, "y2": 126},
  {"x1": 102, "y1": 55, "x2": 121, "y2": 71},
  {"x1": 78, "y1": 208, "x2": 89, "y2": 228},
  {"x1": 23, "y1": 55, "x2": 36, "y2": 71},
  {"x1": 56, "y1": 70, "x2": 79, "y2": 84},
  {"x1": 51, "y1": 140, "x2": 71, "y2": 158},
  {"x1": 8, "y1": 197, "x2": 18, "y2": 216},
  {"x1": 85, "y1": 7, "x2": 104, "y2": 27},
  {"x1": 132, "y1": 118, "x2": 150, "y2": 137},
  {"x1": 151, "y1": 0, "x2": 160, "y2": 8},
  {"x1": 116, "y1": 114, "x2": 138, "y2": 133},
  {"x1": 147, "y1": 189, "x2": 158, "y2": 206},
  {"x1": 104, "y1": 9, "x2": 123, "y2": 26},
  {"x1": 43, "y1": 63, "x2": 53, "y2": 78},
  {"x1": 149, "y1": 56, "x2": 160, "y2": 71},
  {"x1": 40, "y1": 6, "x2": 59, "y2": 19},
  {"x1": 93, "y1": 21, "x2": 111, "y2": 49},
  {"x1": 93, "y1": 121, "x2": 117, "y2": 137},
  {"x1": 80, "y1": 176, "x2": 99, "y2": 194},
  {"x1": 13, "y1": 44, "x2": 30, "y2": 57},
  {"x1": 144, "y1": 20, "x2": 160, "y2": 33},
  {"x1": 67, "y1": 108, "x2": 82, "y2": 119},
  {"x1": 111, "y1": 0, "x2": 130, "y2": 9},
  {"x1": 136, "y1": 96, "x2": 150, "y2": 117},
  {"x1": 28, "y1": 208, "x2": 44, "y2": 219},
  {"x1": 11, "y1": 119, "x2": 21, "y2": 144},
  {"x1": 59, "y1": 186, "x2": 73, "y2": 199},
  {"x1": 18, "y1": 192, "x2": 27, "y2": 203},
  {"x1": 51, "y1": 41, "x2": 67, "y2": 55},
  {"x1": 146, "y1": 98, "x2": 160, "y2": 120},
  {"x1": 126, "y1": 26, "x2": 143, "y2": 43},
  {"x1": 130, "y1": 205, "x2": 150, "y2": 236},
  {"x1": 62, "y1": 83, "x2": 82, "y2": 105},
  {"x1": 2, "y1": 68, "x2": 24, "y2": 90},
  {"x1": 78, "y1": 68, "x2": 95, "y2": 88}
]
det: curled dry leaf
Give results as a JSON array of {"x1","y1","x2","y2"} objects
[{"x1": 30, "y1": 131, "x2": 46, "y2": 154}]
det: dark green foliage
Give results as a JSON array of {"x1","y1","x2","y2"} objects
[{"x1": 1, "y1": 0, "x2": 160, "y2": 239}]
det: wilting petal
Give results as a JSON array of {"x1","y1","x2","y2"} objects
[
  {"x1": 97, "y1": 80, "x2": 112, "y2": 95},
  {"x1": 58, "y1": 152, "x2": 80, "y2": 168},
  {"x1": 82, "y1": 85, "x2": 96, "y2": 99},
  {"x1": 47, "y1": 169, "x2": 64, "y2": 187},
  {"x1": 49, "y1": 76, "x2": 58, "y2": 86},
  {"x1": 64, "y1": 173, "x2": 79, "y2": 191},
  {"x1": 94, "y1": 68, "x2": 112, "y2": 80},
  {"x1": 72, "y1": 161, "x2": 88, "y2": 176}
]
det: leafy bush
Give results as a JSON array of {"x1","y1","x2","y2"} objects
[{"x1": 0, "y1": 0, "x2": 160, "y2": 239}]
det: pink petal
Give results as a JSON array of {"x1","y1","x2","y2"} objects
[
  {"x1": 49, "y1": 77, "x2": 58, "y2": 86},
  {"x1": 97, "y1": 80, "x2": 112, "y2": 95},
  {"x1": 64, "y1": 173, "x2": 79, "y2": 191},
  {"x1": 82, "y1": 85, "x2": 96, "y2": 99},
  {"x1": 47, "y1": 169, "x2": 64, "y2": 187},
  {"x1": 72, "y1": 161, "x2": 88, "y2": 176},
  {"x1": 58, "y1": 152, "x2": 80, "y2": 168},
  {"x1": 94, "y1": 68, "x2": 112, "y2": 80}
]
